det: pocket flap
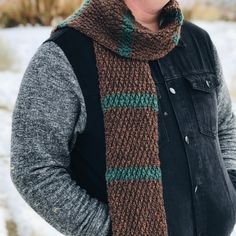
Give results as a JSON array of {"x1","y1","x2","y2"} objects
[{"x1": 185, "y1": 73, "x2": 220, "y2": 93}]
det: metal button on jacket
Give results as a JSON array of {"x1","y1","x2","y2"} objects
[
  {"x1": 185, "y1": 135, "x2": 190, "y2": 144},
  {"x1": 164, "y1": 111, "x2": 168, "y2": 116},
  {"x1": 205, "y1": 80, "x2": 211, "y2": 88},
  {"x1": 169, "y1": 87, "x2": 176, "y2": 94}
]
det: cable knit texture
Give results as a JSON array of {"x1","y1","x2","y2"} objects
[{"x1": 51, "y1": 0, "x2": 184, "y2": 235}]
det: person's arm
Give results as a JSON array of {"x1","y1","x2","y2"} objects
[
  {"x1": 211, "y1": 40, "x2": 236, "y2": 189},
  {"x1": 10, "y1": 41, "x2": 111, "y2": 236}
]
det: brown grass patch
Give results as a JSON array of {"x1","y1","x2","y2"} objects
[
  {"x1": 0, "y1": 0, "x2": 83, "y2": 27},
  {"x1": 0, "y1": 37, "x2": 16, "y2": 71},
  {"x1": 6, "y1": 219, "x2": 19, "y2": 236}
]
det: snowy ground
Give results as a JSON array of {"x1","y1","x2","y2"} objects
[{"x1": 0, "y1": 21, "x2": 236, "y2": 236}]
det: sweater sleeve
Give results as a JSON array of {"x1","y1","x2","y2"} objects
[
  {"x1": 211, "y1": 41, "x2": 236, "y2": 189},
  {"x1": 10, "y1": 41, "x2": 111, "y2": 236}
]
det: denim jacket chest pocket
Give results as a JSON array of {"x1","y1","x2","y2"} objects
[{"x1": 184, "y1": 73, "x2": 221, "y2": 138}]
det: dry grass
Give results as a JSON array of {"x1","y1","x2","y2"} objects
[
  {"x1": 0, "y1": 1, "x2": 235, "y2": 28},
  {"x1": 183, "y1": 3, "x2": 236, "y2": 21},
  {"x1": 0, "y1": 0, "x2": 83, "y2": 27},
  {"x1": 190, "y1": 4, "x2": 223, "y2": 21},
  {"x1": 6, "y1": 219, "x2": 19, "y2": 236},
  {"x1": 0, "y1": 37, "x2": 16, "y2": 71}
]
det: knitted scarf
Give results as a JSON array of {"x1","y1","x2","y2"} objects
[{"x1": 52, "y1": 0, "x2": 184, "y2": 235}]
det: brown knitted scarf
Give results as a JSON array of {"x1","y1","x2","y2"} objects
[{"x1": 52, "y1": 0, "x2": 184, "y2": 235}]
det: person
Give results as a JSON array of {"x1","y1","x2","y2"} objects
[{"x1": 10, "y1": 0, "x2": 236, "y2": 235}]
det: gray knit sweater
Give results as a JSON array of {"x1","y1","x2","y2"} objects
[{"x1": 10, "y1": 37, "x2": 236, "y2": 236}]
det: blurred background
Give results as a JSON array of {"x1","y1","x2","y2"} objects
[{"x1": 0, "y1": 0, "x2": 236, "y2": 236}]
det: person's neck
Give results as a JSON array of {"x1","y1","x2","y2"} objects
[{"x1": 124, "y1": 0, "x2": 161, "y2": 33}]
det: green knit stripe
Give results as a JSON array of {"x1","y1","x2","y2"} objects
[
  {"x1": 117, "y1": 12, "x2": 135, "y2": 58},
  {"x1": 175, "y1": 10, "x2": 184, "y2": 25},
  {"x1": 105, "y1": 166, "x2": 162, "y2": 183},
  {"x1": 101, "y1": 93, "x2": 159, "y2": 112},
  {"x1": 57, "y1": 0, "x2": 92, "y2": 29},
  {"x1": 171, "y1": 11, "x2": 184, "y2": 45},
  {"x1": 173, "y1": 32, "x2": 180, "y2": 45}
]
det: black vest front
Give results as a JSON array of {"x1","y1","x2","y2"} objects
[{"x1": 43, "y1": 20, "x2": 236, "y2": 236}]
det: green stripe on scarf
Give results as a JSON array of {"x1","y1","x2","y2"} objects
[
  {"x1": 101, "y1": 93, "x2": 159, "y2": 112},
  {"x1": 57, "y1": 0, "x2": 93, "y2": 29},
  {"x1": 117, "y1": 12, "x2": 135, "y2": 58},
  {"x1": 106, "y1": 166, "x2": 162, "y2": 182}
]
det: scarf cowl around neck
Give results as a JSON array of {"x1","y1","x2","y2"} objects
[
  {"x1": 52, "y1": 0, "x2": 184, "y2": 61},
  {"x1": 51, "y1": 1, "x2": 184, "y2": 235}
]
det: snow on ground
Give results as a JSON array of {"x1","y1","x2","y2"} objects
[
  {"x1": 195, "y1": 20, "x2": 236, "y2": 100},
  {"x1": 0, "y1": 21, "x2": 236, "y2": 235}
]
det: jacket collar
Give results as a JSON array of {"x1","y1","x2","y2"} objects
[{"x1": 176, "y1": 37, "x2": 187, "y2": 48}]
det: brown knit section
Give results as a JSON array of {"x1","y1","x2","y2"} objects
[
  {"x1": 103, "y1": 107, "x2": 160, "y2": 168},
  {"x1": 93, "y1": 41, "x2": 169, "y2": 235},
  {"x1": 93, "y1": 42, "x2": 157, "y2": 96},
  {"x1": 107, "y1": 181, "x2": 167, "y2": 236}
]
